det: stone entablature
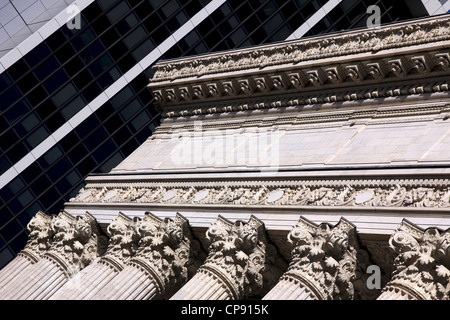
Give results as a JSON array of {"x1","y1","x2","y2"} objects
[
  {"x1": 150, "y1": 16, "x2": 450, "y2": 83},
  {"x1": 148, "y1": 16, "x2": 450, "y2": 118}
]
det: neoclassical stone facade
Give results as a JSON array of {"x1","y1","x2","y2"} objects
[{"x1": 1, "y1": 15, "x2": 449, "y2": 300}]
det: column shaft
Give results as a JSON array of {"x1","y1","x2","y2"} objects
[
  {"x1": 90, "y1": 264, "x2": 159, "y2": 300},
  {"x1": 0, "y1": 255, "x2": 35, "y2": 294},
  {"x1": 170, "y1": 269, "x2": 233, "y2": 300},
  {"x1": 50, "y1": 260, "x2": 119, "y2": 300},
  {"x1": 262, "y1": 275, "x2": 318, "y2": 300}
]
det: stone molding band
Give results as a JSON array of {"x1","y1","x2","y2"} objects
[
  {"x1": 147, "y1": 16, "x2": 450, "y2": 118},
  {"x1": 70, "y1": 177, "x2": 450, "y2": 209},
  {"x1": 150, "y1": 16, "x2": 450, "y2": 83}
]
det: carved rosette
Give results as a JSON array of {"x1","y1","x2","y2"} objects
[
  {"x1": 277, "y1": 217, "x2": 368, "y2": 300},
  {"x1": 18, "y1": 211, "x2": 54, "y2": 263},
  {"x1": 128, "y1": 212, "x2": 204, "y2": 298},
  {"x1": 198, "y1": 215, "x2": 285, "y2": 299},
  {"x1": 44, "y1": 211, "x2": 108, "y2": 277},
  {"x1": 378, "y1": 220, "x2": 450, "y2": 300},
  {"x1": 99, "y1": 213, "x2": 138, "y2": 270}
]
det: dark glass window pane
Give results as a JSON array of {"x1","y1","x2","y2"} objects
[
  {"x1": 34, "y1": 56, "x2": 59, "y2": 80},
  {"x1": 0, "y1": 129, "x2": 19, "y2": 151},
  {"x1": 72, "y1": 28, "x2": 96, "y2": 52},
  {"x1": 47, "y1": 158, "x2": 71, "y2": 181},
  {"x1": 25, "y1": 126, "x2": 49, "y2": 149},
  {"x1": 123, "y1": 26, "x2": 146, "y2": 49},
  {"x1": 30, "y1": 175, "x2": 51, "y2": 198},
  {"x1": 46, "y1": 112, "x2": 66, "y2": 132},
  {"x1": 24, "y1": 42, "x2": 51, "y2": 68},
  {"x1": 68, "y1": 143, "x2": 88, "y2": 164},
  {"x1": 61, "y1": 96, "x2": 86, "y2": 120},
  {"x1": 1, "y1": 86, "x2": 22, "y2": 111},
  {"x1": 0, "y1": 207, "x2": 13, "y2": 227},
  {"x1": 0, "y1": 248, "x2": 14, "y2": 269},
  {"x1": 107, "y1": 1, "x2": 131, "y2": 22},
  {"x1": 9, "y1": 231, "x2": 28, "y2": 254},
  {"x1": 4, "y1": 99, "x2": 31, "y2": 124},
  {"x1": 8, "y1": 143, "x2": 29, "y2": 163},
  {"x1": 42, "y1": 145, "x2": 63, "y2": 166},
  {"x1": 110, "y1": 87, "x2": 133, "y2": 108},
  {"x1": 43, "y1": 69, "x2": 69, "y2": 94},
  {"x1": 64, "y1": 56, "x2": 84, "y2": 77},
  {"x1": 130, "y1": 110, "x2": 150, "y2": 132},
  {"x1": 27, "y1": 86, "x2": 47, "y2": 105},
  {"x1": 0, "y1": 73, "x2": 12, "y2": 93},
  {"x1": 1, "y1": 219, "x2": 22, "y2": 242},
  {"x1": 0, "y1": 157, "x2": 11, "y2": 176},
  {"x1": 52, "y1": 83, "x2": 77, "y2": 106},
  {"x1": 16, "y1": 73, "x2": 39, "y2": 94},
  {"x1": 7, "y1": 60, "x2": 28, "y2": 81},
  {"x1": 120, "y1": 98, "x2": 142, "y2": 121}
]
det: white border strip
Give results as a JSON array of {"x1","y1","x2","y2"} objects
[
  {"x1": 0, "y1": 0, "x2": 226, "y2": 190},
  {"x1": 286, "y1": 0, "x2": 343, "y2": 40}
]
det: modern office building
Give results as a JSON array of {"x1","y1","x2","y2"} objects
[{"x1": 0, "y1": 0, "x2": 443, "y2": 270}]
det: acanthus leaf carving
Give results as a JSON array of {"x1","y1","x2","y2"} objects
[
  {"x1": 282, "y1": 217, "x2": 376, "y2": 300},
  {"x1": 379, "y1": 220, "x2": 450, "y2": 300},
  {"x1": 100, "y1": 212, "x2": 138, "y2": 269},
  {"x1": 129, "y1": 212, "x2": 204, "y2": 298},
  {"x1": 46, "y1": 211, "x2": 107, "y2": 277},
  {"x1": 19, "y1": 211, "x2": 54, "y2": 262},
  {"x1": 200, "y1": 215, "x2": 285, "y2": 299}
]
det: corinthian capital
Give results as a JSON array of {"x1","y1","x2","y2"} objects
[
  {"x1": 100, "y1": 212, "x2": 139, "y2": 270},
  {"x1": 283, "y1": 217, "x2": 361, "y2": 300},
  {"x1": 129, "y1": 212, "x2": 203, "y2": 297},
  {"x1": 19, "y1": 211, "x2": 54, "y2": 262},
  {"x1": 45, "y1": 211, "x2": 108, "y2": 276},
  {"x1": 379, "y1": 220, "x2": 450, "y2": 300},
  {"x1": 200, "y1": 215, "x2": 285, "y2": 299}
]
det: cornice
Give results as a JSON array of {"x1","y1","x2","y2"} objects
[
  {"x1": 150, "y1": 16, "x2": 450, "y2": 83},
  {"x1": 147, "y1": 16, "x2": 450, "y2": 117}
]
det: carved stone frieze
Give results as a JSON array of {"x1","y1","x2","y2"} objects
[
  {"x1": 196, "y1": 215, "x2": 286, "y2": 299},
  {"x1": 127, "y1": 212, "x2": 205, "y2": 298},
  {"x1": 70, "y1": 179, "x2": 450, "y2": 209},
  {"x1": 18, "y1": 211, "x2": 54, "y2": 263},
  {"x1": 44, "y1": 211, "x2": 108, "y2": 277},
  {"x1": 378, "y1": 220, "x2": 450, "y2": 300}
]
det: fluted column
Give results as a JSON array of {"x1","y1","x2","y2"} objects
[
  {"x1": 90, "y1": 212, "x2": 203, "y2": 300},
  {"x1": 170, "y1": 215, "x2": 286, "y2": 300},
  {"x1": 377, "y1": 219, "x2": 450, "y2": 300},
  {"x1": 50, "y1": 213, "x2": 137, "y2": 300},
  {"x1": 1, "y1": 211, "x2": 107, "y2": 300},
  {"x1": 0, "y1": 212, "x2": 53, "y2": 294},
  {"x1": 263, "y1": 217, "x2": 376, "y2": 300}
]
